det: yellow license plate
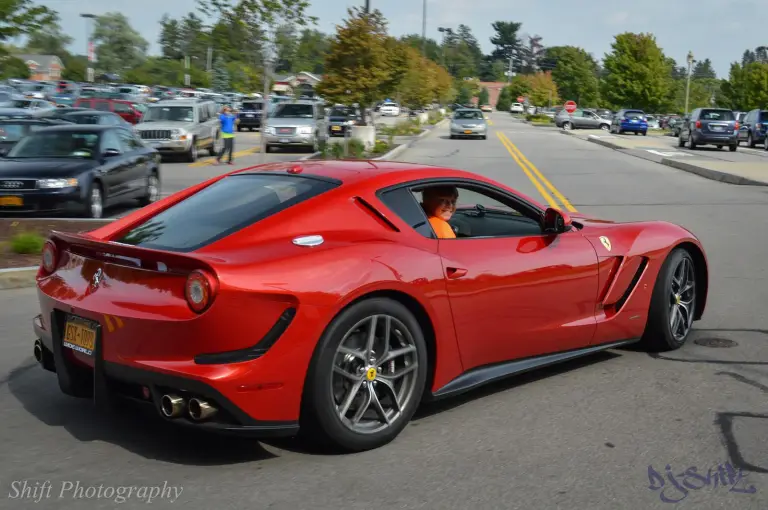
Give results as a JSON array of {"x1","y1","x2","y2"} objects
[
  {"x1": 464, "y1": 130, "x2": 472, "y2": 134},
  {"x1": 63, "y1": 320, "x2": 97, "y2": 356},
  {"x1": 0, "y1": 196, "x2": 22, "y2": 206},
  {"x1": 331, "y1": 126, "x2": 341, "y2": 130}
]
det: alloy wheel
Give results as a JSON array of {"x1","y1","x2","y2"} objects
[
  {"x1": 331, "y1": 314, "x2": 419, "y2": 435},
  {"x1": 669, "y1": 257, "x2": 696, "y2": 341}
]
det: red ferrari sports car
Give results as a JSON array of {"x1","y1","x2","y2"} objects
[{"x1": 31, "y1": 160, "x2": 708, "y2": 452}]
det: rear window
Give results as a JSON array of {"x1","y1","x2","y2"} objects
[
  {"x1": 700, "y1": 109, "x2": 734, "y2": 121},
  {"x1": 116, "y1": 174, "x2": 339, "y2": 252}
]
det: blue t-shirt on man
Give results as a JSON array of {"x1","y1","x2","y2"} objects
[{"x1": 219, "y1": 113, "x2": 236, "y2": 137}]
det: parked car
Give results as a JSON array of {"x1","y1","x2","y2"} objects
[
  {"x1": 29, "y1": 160, "x2": 708, "y2": 452},
  {"x1": 327, "y1": 105, "x2": 362, "y2": 137},
  {"x1": 449, "y1": 108, "x2": 488, "y2": 139},
  {"x1": 0, "y1": 117, "x2": 72, "y2": 155},
  {"x1": 737, "y1": 109, "x2": 768, "y2": 147},
  {"x1": 678, "y1": 108, "x2": 738, "y2": 151},
  {"x1": 556, "y1": 109, "x2": 611, "y2": 131},
  {"x1": 264, "y1": 100, "x2": 326, "y2": 153},
  {"x1": 73, "y1": 98, "x2": 144, "y2": 124},
  {"x1": 134, "y1": 99, "x2": 221, "y2": 162},
  {"x1": 0, "y1": 124, "x2": 161, "y2": 217},
  {"x1": 237, "y1": 99, "x2": 264, "y2": 131},
  {"x1": 609, "y1": 109, "x2": 648, "y2": 135}
]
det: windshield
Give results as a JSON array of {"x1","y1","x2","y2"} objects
[
  {"x1": 241, "y1": 102, "x2": 263, "y2": 111},
  {"x1": 143, "y1": 106, "x2": 194, "y2": 122},
  {"x1": 455, "y1": 110, "x2": 483, "y2": 120},
  {"x1": 700, "y1": 109, "x2": 734, "y2": 121},
  {"x1": 12, "y1": 100, "x2": 33, "y2": 109},
  {"x1": 330, "y1": 107, "x2": 356, "y2": 118},
  {"x1": 273, "y1": 104, "x2": 313, "y2": 118},
  {"x1": 6, "y1": 131, "x2": 99, "y2": 158}
]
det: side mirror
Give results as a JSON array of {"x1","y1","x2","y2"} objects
[
  {"x1": 102, "y1": 148, "x2": 121, "y2": 158},
  {"x1": 542, "y1": 207, "x2": 572, "y2": 234}
]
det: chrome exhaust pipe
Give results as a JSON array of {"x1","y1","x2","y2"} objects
[
  {"x1": 188, "y1": 398, "x2": 217, "y2": 421},
  {"x1": 160, "y1": 394, "x2": 185, "y2": 418},
  {"x1": 33, "y1": 340, "x2": 43, "y2": 363}
]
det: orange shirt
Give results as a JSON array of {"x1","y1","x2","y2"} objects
[{"x1": 429, "y1": 216, "x2": 456, "y2": 239}]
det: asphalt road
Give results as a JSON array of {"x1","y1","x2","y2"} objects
[{"x1": 2, "y1": 112, "x2": 767, "y2": 509}]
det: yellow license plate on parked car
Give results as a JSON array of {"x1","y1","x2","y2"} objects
[
  {"x1": 0, "y1": 196, "x2": 22, "y2": 206},
  {"x1": 464, "y1": 130, "x2": 472, "y2": 134},
  {"x1": 63, "y1": 319, "x2": 97, "y2": 356}
]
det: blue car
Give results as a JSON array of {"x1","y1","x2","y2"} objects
[{"x1": 610, "y1": 109, "x2": 648, "y2": 135}]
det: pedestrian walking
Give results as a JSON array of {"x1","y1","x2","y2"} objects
[{"x1": 216, "y1": 106, "x2": 237, "y2": 164}]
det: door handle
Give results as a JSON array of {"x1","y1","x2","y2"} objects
[{"x1": 446, "y1": 267, "x2": 467, "y2": 279}]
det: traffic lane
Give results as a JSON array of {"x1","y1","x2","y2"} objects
[
  {"x1": 491, "y1": 119, "x2": 768, "y2": 331},
  {"x1": 650, "y1": 133, "x2": 768, "y2": 161},
  {"x1": 392, "y1": 115, "x2": 546, "y2": 206},
  {"x1": 3, "y1": 284, "x2": 767, "y2": 509}
]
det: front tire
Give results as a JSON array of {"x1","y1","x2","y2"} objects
[
  {"x1": 640, "y1": 248, "x2": 697, "y2": 351},
  {"x1": 300, "y1": 298, "x2": 428, "y2": 452}
]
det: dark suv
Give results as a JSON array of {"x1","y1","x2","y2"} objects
[
  {"x1": 678, "y1": 108, "x2": 739, "y2": 151},
  {"x1": 737, "y1": 109, "x2": 768, "y2": 148},
  {"x1": 237, "y1": 100, "x2": 264, "y2": 131}
]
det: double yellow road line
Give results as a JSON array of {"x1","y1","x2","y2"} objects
[{"x1": 496, "y1": 131, "x2": 577, "y2": 212}]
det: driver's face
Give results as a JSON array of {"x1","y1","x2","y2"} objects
[{"x1": 425, "y1": 194, "x2": 457, "y2": 221}]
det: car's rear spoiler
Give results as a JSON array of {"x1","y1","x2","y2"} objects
[{"x1": 48, "y1": 230, "x2": 217, "y2": 274}]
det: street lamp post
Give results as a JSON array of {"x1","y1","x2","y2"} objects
[
  {"x1": 80, "y1": 13, "x2": 96, "y2": 83},
  {"x1": 684, "y1": 51, "x2": 694, "y2": 115}
]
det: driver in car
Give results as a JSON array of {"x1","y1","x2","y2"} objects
[{"x1": 421, "y1": 186, "x2": 458, "y2": 239}]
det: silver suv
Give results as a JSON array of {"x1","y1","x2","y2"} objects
[
  {"x1": 264, "y1": 100, "x2": 326, "y2": 153},
  {"x1": 135, "y1": 99, "x2": 221, "y2": 162}
]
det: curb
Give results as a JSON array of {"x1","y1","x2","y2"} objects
[
  {"x1": 659, "y1": 158, "x2": 768, "y2": 186},
  {"x1": 0, "y1": 266, "x2": 38, "y2": 290},
  {"x1": 374, "y1": 118, "x2": 449, "y2": 161}
]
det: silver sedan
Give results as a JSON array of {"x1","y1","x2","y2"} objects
[{"x1": 449, "y1": 108, "x2": 487, "y2": 139}]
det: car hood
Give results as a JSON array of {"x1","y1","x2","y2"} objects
[
  {"x1": 136, "y1": 121, "x2": 193, "y2": 130},
  {"x1": 0, "y1": 158, "x2": 98, "y2": 178},
  {"x1": 269, "y1": 117, "x2": 315, "y2": 128}
]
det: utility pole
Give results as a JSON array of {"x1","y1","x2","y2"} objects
[
  {"x1": 684, "y1": 51, "x2": 694, "y2": 115},
  {"x1": 421, "y1": 0, "x2": 427, "y2": 56}
]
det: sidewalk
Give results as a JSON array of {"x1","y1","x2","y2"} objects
[{"x1": 562, "y1": 130, "x2": 768, "y2": 186}]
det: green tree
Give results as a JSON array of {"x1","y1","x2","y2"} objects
[
  {"x1": 0, "y1": 55, "x2": 30, "y2": 78},
  {"x1": 211, "y1": 55, "x2": 230, "y2": 91},
  {"x1": 601, "y1": 32, "x2": 672, "y2": 111},
  {"x1": 496, "y1": 86, "x2": 511, "y2": 111},
  {"x1": 316, "y1": 8, "x2": 393, "y2": 124},
  {"x1": 0, "y1": 0, "x2": 55, "y2": 44},
  {"x1": 489, "y1": 21, "x2": 522, "y2": 71},
  {"x1": 24, "y1": 15, "x2": 72, "y2": 57},
  {"x1": 92, "y1": 12, "x2": 148, "y2": 72},
  {"x1": 544, "y1": 46, "x2": 599, "y2": 106},
  {"x1": 477, "y1": 87, "x2": 489, "y2": 105}
]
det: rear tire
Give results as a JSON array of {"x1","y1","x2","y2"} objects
[
  {"x1": 640, "y1": 248, "x2": 697, "y2": 352},
  {"x1": 300, "y1": 298, "x2": 427, "y2": 452}
]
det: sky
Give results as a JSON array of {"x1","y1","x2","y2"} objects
[{"x1": 36, "y1": 0, "x2": 766, "y2": 78}]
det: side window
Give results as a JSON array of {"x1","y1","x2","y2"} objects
[
  {"x1": 378, "y1": 187, "x2": 435, "y2": 239},
  {"x1": 101, "y1": 130, "x2": 123, "y2": 152}
]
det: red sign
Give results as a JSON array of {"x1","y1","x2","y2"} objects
[
  {"x1": 564, "y1": 100, "x2": 577, "y2": 113},
  {"x1": 517, "y1": 96, "x2": 525, "y2": 103}
]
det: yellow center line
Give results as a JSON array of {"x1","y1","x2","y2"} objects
[
  {"x1": 496, "y1": 131, "x2": 558, "y2": 209},
  {"x1": 498, "y1": 132, "x2": 578, "y2": 213}
]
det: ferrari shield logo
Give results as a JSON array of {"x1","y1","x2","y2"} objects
[{"x1": 599, "y1": 236, "x2": 612, "y2": 251}]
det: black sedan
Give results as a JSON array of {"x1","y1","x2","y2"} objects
[
  {"x1": 0, "y1": 125, "x2": 161, "y2": 218},
  {"x1": 0, "y1": 118, "x2": 72, "y2": 155},
  {"x1": 328, "y1": 105, "x2": 362, "y2": 137}
]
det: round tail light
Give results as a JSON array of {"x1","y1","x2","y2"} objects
[
  {"x1": 185, "y1": 270, "x2": 218, "y2": 313},
  {"x1": 41, "y1": 241, "x2": 58, "y2": 274}
]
